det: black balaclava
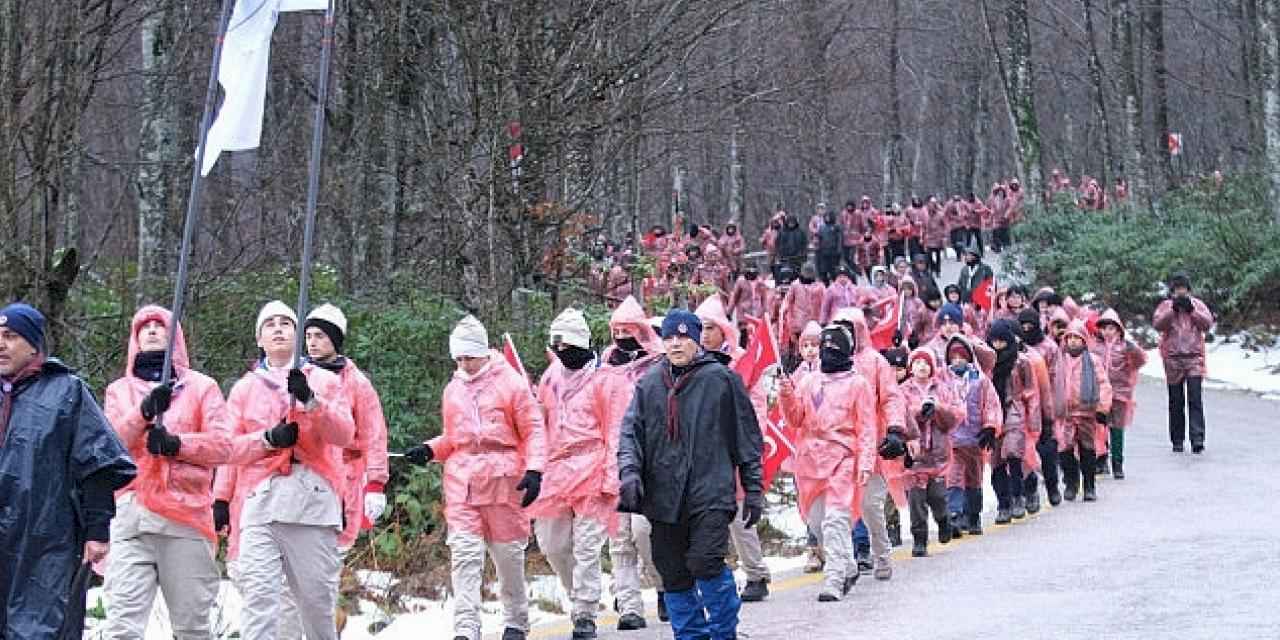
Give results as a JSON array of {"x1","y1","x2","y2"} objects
[
  {"x1": 556, "y1": 345, "x2": 595, "y2": 370},
  {"x1": 608, "y1": 335, "x2": 646, "y2": 365},
  {"x1": 1017, "y1": 309, "x2": 1044, "y2": 346},
  {"x1": 744, "y1": 267, "x2": 759, "y2": 281},
  {"x1": 132, "y1": 350, "x2": 175, "y2": 382},
  {"x1": 819, "y1": 326, "x2": 854, "y2": 373},
  {"x1": 988, "y1": 320, "x2": 1020, "y2": 409}
]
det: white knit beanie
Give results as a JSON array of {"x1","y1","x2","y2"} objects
[
  {"x1": 256, "y1": 300, "x2": 298, "y2": 336},
  {"x1": 549, "y1": 307, "x2": 591, "y2": 350},
  {"x1": 306, "y1": 303, "x2": 348, "y2": 334},
  {"x1": 449, "y1": 315, "x2": 489, "y2": 359}
]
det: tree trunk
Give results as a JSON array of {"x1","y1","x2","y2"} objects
[
  {"x1": 1242, "y1": 0, "x2": 1264, "y2": 172},
  {"x1": 1114, "y1": 0, "x2": 1150, "y2": 205},
  {"x1": 1083, "y1": 0, "x2": 1114, "y2": 190},
  {"x1": 981, "y1": 0, "x2": 1045, "y2": 201},
  {"x1": 137, "y1": 2, "x2": 177, "y2": 302},
  {"x1": 881, "y1": 0, "x2": 904, "y2": 204},
  {"x1": 1260, "y1": 0, "x2": 1280, "y2": 224},
  {"x1": 1147, "y1": 0, "x2": 1173, "y2": 189}
]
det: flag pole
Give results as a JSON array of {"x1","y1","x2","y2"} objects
[
  {"x1": 155, "y1": 0, "x2": 235, "y2": 427},
  {"x1": 293, "y1": 0, "x2": 338, "y2": 369}
]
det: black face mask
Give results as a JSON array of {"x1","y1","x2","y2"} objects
[
  {"x1": 615, "y1": 337, "x2": 642, "y2": 353},
  {"x1": 556, "y1": 345, "x2": 595, "y2": 371},
  {"x1": 744, "y1": 271, "x2": 759, "y2": 281},
  {"x1": 820, "y1": 348, "x2": 853, "y2": 373},
  {"x1": 727, "y1": 228, "x2": 737, "y2": 236},
  {"x1": 132, "y1": 350, "x2": 175, "y2": 382}
]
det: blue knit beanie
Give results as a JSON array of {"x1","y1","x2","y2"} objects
[
  {"x1": 660, "y1": 309, "x2": 703, "y2": 344},
  {"x1": 938, "y1": 303, "x2": 964, "y2": 327},
  {"x1": 0, "y1": 303, "x2": 46, "y2": 353}
]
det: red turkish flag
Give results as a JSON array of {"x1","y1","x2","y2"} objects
[
  {"x1": 761, "y1": 404, "x2": 798, "y2": 489},
  {"x1": 502, "y1": 333, "x2": 532, "y2": 386},
  {"x1": 971, "y1": 277, "x2": 995, "y2": 311},
  {"x1": 868, "y1": 294, "x2": 901, "y2": 351},
  {"x1": 733, "y1": 315, "x2": 779, "y2": 391}
]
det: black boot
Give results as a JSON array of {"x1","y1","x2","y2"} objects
[
  {"x1": 1096, "y1": 454, "x2": 1110, "y2": 476},
  {"x1": 887, "y1": 522, "x2": 903, "y2": 547},
  {"x1": 937, "y1": 518, "x2": 952, "y2": 544},
  {"x1": 995, "y1": 506, "x2": 1011, "y2": 525},
  {"x1": 1113, "y1": 461, "x2": 1125, "y2": 480},
  {"x1": 948, "y1": 514, "x2": 965, "y2": 540},
  {"x1": 1081, "y1": 449, "x2": 1097, "y2": 502},
  {"x1": 1060, "y1": 451, "x2": 1080, "y2": 501},
  {"x1": 617, "y1": 613, "x2": 646, "y2": 631},
  {"x1": 571, "y1": 617, "x2": 598, "y2": 640},
  {"x1": 656, "y1": 592, "x2": 668, "y2": 622},
  {"x1": 740, "y1": 579, "x2": 769, "y2": 602},
  {"x1": 912, "y1": 539, "x2": 928, "y2": 557},
  {"x1": 1011, "y1": 496, "x2": 1027, "y2": 520},
  {"x1": 965, "y1": 488, "x2": 983, "y2": 535},
  {"x1": 1025, "y1": 490, "x2": 1041, "y2": 514}
]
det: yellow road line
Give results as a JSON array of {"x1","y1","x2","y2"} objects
[{"x1": 519, "y1": 506, "x2": 1049, "y2": 639}]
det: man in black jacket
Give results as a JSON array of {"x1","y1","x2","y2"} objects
[
  {"x1": 775, "y1": 215, "x2": 809, "y2": 275},
  {"x1": 0, "y1": 302, "x2": 137, "y2": 639},
  {"x1": 618, "y1": 309, "x2": 763, "y2": 640},
  {"x1": 956, "y1": 242, "x2": 995, "y2": 304}
]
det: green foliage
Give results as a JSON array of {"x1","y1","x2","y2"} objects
[{"x1": 1012, "y1": 175, "x2": 1280, "y2": 326}]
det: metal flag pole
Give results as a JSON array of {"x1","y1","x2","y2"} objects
[
  {"x1": 293, "y1": 0, "x2": 338, "y2": 369},
  {"x1": 155, "y1": 0, "x2": 235, "y2": 428}
]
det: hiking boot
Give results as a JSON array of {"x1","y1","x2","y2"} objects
[
  {"x1": 887, "y1": 523, "x2": 903, "y2": 547},
  {"x1": 855, "y1": 547, "x2": 873, "y2": 573},
  {"x1": 571, "y1": 617, "x2": 597, "y2": 640},
  {"x1": 1096, "y1": 454, "x2": 1110, "y2": 476},
  {"x1": 740, "y1": 579, "x2": 769, "y2": 602},
  {"x1": 1172, "y1": 443, "x2": 1185, "y2": 453},
  {"x1": 967, "y1": 519, "x2": 983, "y2": 536},
  {"x1": 803, "y1": 545, "x2": 824, "y2": 573},
  {"x1": 874, "y1": 565, "x2": 893, "y2": 581},
  {"x1": 817, "y1": 592, "x2": 840, "y2": 602},
  {"x1": 912, "y1": 540, "x2": 928, "y2": 557},
  {"x1": 948, "y1": 514, "x2": 966, "y2": 539},
  {"x1": 937, "y1": 520, "x2": 952, "y2": 544},
  {"x1": 1082, "y1": 488, "x2": 1097, "y2": 502},
  {"x1": 1047, "y1": 486, "x2": 1063, "y2": 506},
  {"x1": 1192, "y1": 444, "x2": 1205, "y2": 454},
  {"x1": 1011, "y1": 496, "x2": 1027, "y2": 520},
  {"x1": 617, "y1": 614, "x2": 646, "y2": 631},
  {"x1": 995, "y1": 508, "x2": 1011, "y2": 525},
  {"x1": 1063, "y1": 485, "x2": 1078, "y2": 502},
  {"x1": 842, "y1": 574, "x2": 858, "y2": 595},
  {"x1": 656, "y1": 592, "x2": 668, "y2": 622},
  {"x1": 501, "y1": 628, "x2": 527, "y2": 640},
  {"x1": 1113, "y1": 462, "x2": 1125, "y2": 480},
  {"x1": 1025, "y1": 491, "x2": 1041, "y2": 514}
]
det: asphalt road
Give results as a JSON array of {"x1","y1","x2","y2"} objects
[{"x1": 523, "y1": 378, "x2": 1279, "y2": 640}]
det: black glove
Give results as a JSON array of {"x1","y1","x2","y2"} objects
[
  {"x1": 892, "y1": 329, "x2": 904, "y2": 347},
  {"x1": 516, "y1": 470, "x2": 542, "y2": 507},
  {"x1": 263, "y1": 421, "x2": 299, "y2": 448},
  {"x1": 977, "y1": 427, "x2": 997, "y2": 451},
  {"x1": 920, "y1": 400, "x2": 936, "y2": 420},
  {"x1": 146, "y1": 426, "x2": 182, "y2": 457},
  {"x1": 287, "y1": 368, "x2": 313, "y2": 403},
  {"x1": 878, "y1": 432, "x2": 907, "y2": 459},
  {"x1": 1173, "y1": 296, "x2": 1193, "y2": 313},
  {"x1": 742, "y1": 492, "x2": 764, "y2": 528},
  {"x1": 405, "y1": 443, "x2": 434, "y2": 466},
  {"x1": 618, "y1": 476, "x2": 644, "y2": 513},
  {"x1": 1096, "y1": 411, "x2": 1109, "y2": 425},
  {"x1": 140, "y1": 382, "x2": 173, "y2": 422},
  {"x1": 1039, "y1": 423, "x2": 1055, "y2": 446},
  {"x1": 213, "y1": 500, "x2": 230, "y2": 533}
]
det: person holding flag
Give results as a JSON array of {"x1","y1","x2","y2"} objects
[
  {"x1": 404, "y1": 315, "x2": 546, "y2": 640},
  {"x1": 779, "y1": 324, "x2": 877, "y2": 601},
  {"x1": 100, "y1": 306, "x2": 232, "y2": 640},
  {"x1": 830, "y1": 308, "x2": 910, "y2": 581},
  {"x1": 215, "y1": 301, "x2": 355, "y2": 640},
  {"x1": 694, "y1": 297, "x2": 773, "y2": 602}
]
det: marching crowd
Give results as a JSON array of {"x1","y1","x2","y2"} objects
[{"x1": 0, "y1": 175, "x2": 1217, "y2": 640}]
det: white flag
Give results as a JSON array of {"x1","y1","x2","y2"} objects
[{"x1": 199, "y1": 0, "x2": 328, "y2": 176}]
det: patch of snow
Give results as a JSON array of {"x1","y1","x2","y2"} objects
[{"x1": 1141, "y1": 332, "x2": 1280, "y2": 398}]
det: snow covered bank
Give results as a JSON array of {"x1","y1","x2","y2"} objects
[{"x1": 1141, "y1": 332, "x2": 1280, "y2": 400}]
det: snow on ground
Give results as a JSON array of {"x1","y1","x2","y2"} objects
[{"x1": 1141, "y1": 332, "x2": 1280, "y2": 400}]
